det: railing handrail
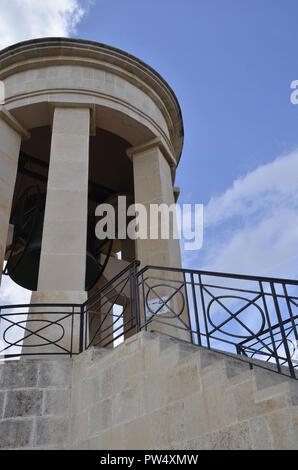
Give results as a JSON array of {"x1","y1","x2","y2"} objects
[
  {"x1": 137, "y1": 264, "x2": 298, "y2": 285},
  {"x1": 0, "y1": 303, "x2": 82, "y2": 310},
  {"x1": 2, "y1": 264, "x2": 297, "y2": 312},
  {"x1": 0, "y1": 262, "x2": 297, "y2": 379},
  {"x1": 82, "y1": 260, "x2": 141, "y2": 307}
]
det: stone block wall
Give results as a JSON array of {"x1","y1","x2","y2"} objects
[
  {"x1": 69, "y1": 332, "x2": 298, "y2": 450},
  {"x1": 0, "y1": 332, "x2": 297, "y2": 450},
  {"x1": 0, "y1": 358, "x2": 72, "y2": 449}
]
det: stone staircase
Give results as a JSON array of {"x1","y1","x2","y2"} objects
[
  {"x1": 137, "y1": 331, "x2": 298, "y2": 449},
  {"x1": 0, "y1": 330, "x2": 297, "y2": 449}
]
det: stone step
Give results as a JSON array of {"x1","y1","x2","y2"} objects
[
  {"x1": 223, "y1": 356, "x2": 252, "y2": 379},
  {"x1": 252, "y1": 368, "x2": 298, "y2": 405},
  {"x1": 253, "y1": 366, "x2": 289, "y2": 392},
  {"x1": 139, "y1": 331, "x2": 298, "y2": 402},
  {"x1": 253, "y1": 380, "x2": 291, "y2": 403}
]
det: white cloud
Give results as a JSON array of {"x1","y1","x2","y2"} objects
[
  {"x1": 0, "y1": 268, "x2": 31, "y2": 305},
  {"x1": 204, "y1": 208, "x2": 298, "y2": 278},
  {"x1": 0, "y1": 0, "x2": 91, "y2": 306},
  {"x1": 0, "y1": 272, "x2": 30, "y2": 359},
  {"x1": 183, "y1": 150, "x2": 298, "y2": 279},
  {"x1": 0, "y1": 0, "x2": 90, "y2": 50},
  {"x1": 204, "y1": 150, "x2": 298, "y2": 227}
]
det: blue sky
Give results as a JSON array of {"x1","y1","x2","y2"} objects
[
  {"x1": 76, "y1": 0, "x2": 298, "y2": 278},
  {"x1": 0, "y1": 0, "x2": 298, "y2": 306}
]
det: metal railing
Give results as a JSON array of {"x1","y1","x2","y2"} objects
[
  {"x1": 0, "y1": 302, "x2": 82, "y2": 358},
  {"x1": 82, "y1": 261, "x2": 140, "y2": 350},
  {"x1": 137, "y1": 265, "x2": 298, "y2": 379},
  {"x1": 0, "y1": 262, "x2": 297, "y2": 379}
]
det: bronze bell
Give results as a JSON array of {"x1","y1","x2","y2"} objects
[{"x1": 4, "y1": 187, "x2": 110, "y2": 292}]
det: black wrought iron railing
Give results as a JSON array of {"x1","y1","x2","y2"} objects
[
  {"x1": 0, "y1": 302, "x2": 82, "y2": 358},
  {"x1": 82, "y1": 260, "x2": 140, "y2": 350},
  {"x1": 0, "y1": 261, "x2": 297, "y2": 379},
  {"x1": 137, "y1": 265, "x2": 298, "y2": 379}
]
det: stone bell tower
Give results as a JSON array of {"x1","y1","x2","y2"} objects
[
  {"x1": 0, "y1": 38, "x2": 185, "y2": 349},
  {"x1": 0, "y1": 39, "x2": 297, "y2": 452}
]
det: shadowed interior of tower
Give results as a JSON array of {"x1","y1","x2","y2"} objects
[{"x1": 3, "y1": 126, "x2": 134, "y2": 292}]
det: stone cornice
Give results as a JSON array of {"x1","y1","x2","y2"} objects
[
  {"x1": 0, "y1": 106, "x2": 30, "y2": 140},
  {"x1": 0, "y1": 38, "x2": 184, "y2": 162},
  {"x1": 47, "y1": 102, "x2": 96, "y2": 136},
  {"x1": 127, "y1": 137, "x2": 177, "y2": 183},
  {"x1": 127, "y1": 137, "x2": 176, "y2": 168}
]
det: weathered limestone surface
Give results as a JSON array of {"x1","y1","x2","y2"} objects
[
  {"x1": 22, "y1": 107, "x2": 90, "y2": 353},
  {"x1": 0, "y1": 332, "x2": 297, "y2": 450},
  {"x1": 130, "y1": 142, "x2": 181, "y2": 269},
  {"x1": 0, "y1": 38, "x2": 184, "y2": 166},
  {"x1": 129, "y1": 142, "x2": 189, "y2": 340},
  {"x1": 38, "y1": 107, "x2": 90, "y2": 292},
  {"x1": 0, "y1": 359, "x2": 72, "y2": 449},
  {"x1": 69, "y1": 333, "x2": 298, "y2": 450}
]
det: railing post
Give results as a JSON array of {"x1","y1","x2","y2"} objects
[
  {"x1": 70, "y1": 305, "x2": 74, "y2": 358},
  {"x1": 198, "y1": 273, "x2": 210, "y2": 349},
  {"x1": 183, "y1": 272, "x2": 194, "y2": 344},
  {"x1": 79, "y1": 304, "x2": 85, "y2": 353},
  {"x1": 134, "y1": 261, "x2": 141, "y2": 332},
  {"x1": 270, "y1": 282, "x2": 296, "y2": 378},
  {"x1": 191, "y1": 273, "x2": 201, "y2": 346}
]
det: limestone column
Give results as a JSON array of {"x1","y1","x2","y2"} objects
[
  {"x1": 24, "y1": 107, "x2": 91, "y2": 355},
  {"x1": 38, "y1": 107, "x2": 90, "y2": 292},
  {"x1": 128, "y1": 139, "x2": 181, "y2": 268},
  {"x1": 128, "y1": 140, "x2": 191, "y2": 341},
  {"x1": 0, "y1": 107, "x2": 30, "y2": 285}
]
